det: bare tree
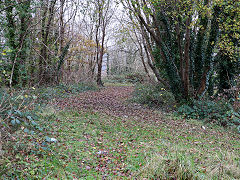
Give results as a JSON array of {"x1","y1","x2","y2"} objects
[
  {"x1": 94, "y1": 0, "x2": 116, "y2": 86},
  {"x1": 39, "y1": 0, "x2": 57, "y2": 84}
]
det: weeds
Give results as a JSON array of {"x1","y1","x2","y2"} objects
[
  {"x1": 1, "y1": 84, "x2": 239, "y2": 179},
  {"x1": 131, "y1": 83, "x2": 175, "y2": 109},
  {"x1": 177, "y1": 98, "x2": 240, "y2": 133},
  {"x1": 2, "y1": 109, "x2": 239, "y2": 179},
  {"x1": 0, "y1": 82, "x2": 99, "y2": 178}
]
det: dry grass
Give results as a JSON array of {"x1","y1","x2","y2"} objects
[{"x1": 135, "y1": 143, "x2": 240, "y2": 180}]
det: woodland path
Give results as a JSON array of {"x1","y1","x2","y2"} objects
[
  {"x1": 51, "y1": 85, "x2": 239, "y2": 178},
  {"x1": 56, "y1": 86, "x2": 157, "y2": 119},
  {"x1": 55, "y1": 85, "x2": 240, "y2": 140}
]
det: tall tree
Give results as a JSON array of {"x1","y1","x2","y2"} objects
[
  {"x1": 95, "y1": 0, "x2": 115, "y2": 86},
  {"x1": 39, "y1": 0, "x2": 57, "y2": 84},
  {"x1": 121, "y1": 0, "x2": 239, "y2": 101},
  {"x1": 3, "y1": 0, "x2": 31, "y2": 87}
]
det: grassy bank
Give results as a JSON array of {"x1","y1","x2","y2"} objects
[{"x1": 2, "y1": 107, "x2": 239, "y2": 179}]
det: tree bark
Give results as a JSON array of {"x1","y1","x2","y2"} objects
[
  {"x1": 139, "y1": 43, "x2": 151, "y2": 80},
  {"x1": 141, "y1": 25, "x2": 170, "y2": 88},
  {"x1": 39, "y1": 0, "x2": 57, "y2": 84},
  {"x1": 106, "y1": 52, "x2": 110, "y2": 76},
  {"x1": 5, "y1": 0, "x2": 18, "y2": 86},
  {"x1": 97, "y1": 27, "x2": 105, "y2": 86},
  {"x1": 176, "y1": 21, "x2": 184, "y2": 81},
  {"x1": 183, "y1": 17, "x2": 191, "y2": 98}
]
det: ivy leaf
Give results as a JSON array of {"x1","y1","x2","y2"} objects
[
  {"x1": 27, "y1": 116, "x2": 33, "y2": 121},
  {"x1": 38, "y1": 127, "x2": 43, "y2": 131},
  {"x1": 24, "y1": 128, "x2": 29, "y2": 133},
  {"x1": 45, "y1": 136, "x2": 52, "y2": 142},
  {"x1": 32, "y1": 95, "x2": 37, "y2": 100},
  {"x1": 15, "y1": 110, "x2": 22, "y2": 116},
  {"x1": 45, "y1": 136, "x2": 57, "y2": 143},
  {"x1": 11, "y1": 120, "x2": 16, "y2": 125},
  {"x1": 31, "y1": 121, "x2": 38, "y2": 126},
  {"x1": 16, "y1": 119, "x2": 21, "y2": 124},
  {"x1": 7, "y1": 111, "x2": 12, "y2": 115}
]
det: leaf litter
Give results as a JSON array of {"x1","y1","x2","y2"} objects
[{"x1": 42, "y1": 86, "x2": 240, "y2": 178}]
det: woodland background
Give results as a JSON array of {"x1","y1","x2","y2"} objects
[{"x1": 0, "y1": 0, "x2": 240, "y2": 179}]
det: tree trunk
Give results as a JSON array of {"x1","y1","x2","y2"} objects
[
  {"x1": 141, "y1": 29, "x2": 170, "y2": 89},
  {"x1": 106, "y1": 52, "x2": 110, "y2": 76},
  {"x1": 39, "y1": 0, "x2": 57, "y2": 84},
  {"x1": 18, "y1": 0, "x2": 31, "y2": 86},
  {"x1": 176, "y1": 21, "x2": 184, "y2": 81},
  {"x1": 0, "y1": 130, "x2": 3, "y2": 156},
  {"x1": 196, "y1": 5, "x2": 220, "y2": 97},
  {"x1": 132, "y1": 25, "x2": 151, "y2": 80},
  {"x1": 5, "y1": 1, "x2": 18, "y2": 87},
  {"x1": 59, "y1": 0, "x2": 65, "y2": 52},
  {"x1": 183, "y1": 17, "x2": 191, "y2": 98},
  {"x1": 139, "y1": 44, "x2": 151, "y2": 80},
  {"x1": 39, "y1": 0, "x2": 48, "y2": 83},
  {"x1": 57, "y1": 0, "x2": 65, "y2": 84},
  {"x1": 97, "y1": 28, "x2": 105, "y2": 86}
]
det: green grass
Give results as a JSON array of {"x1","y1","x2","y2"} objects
[
  {"x1": 103, "y1": 82, "x2": 133, "y2": 87},
  {"x1": 3, "y1": 107, "x2": 239, "y2": 179},
  {"x1": 34, "y1": 82, "x2": 99, "y2": 103}
]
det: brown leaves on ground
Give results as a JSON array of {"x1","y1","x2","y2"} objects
[
  {"x1": 53, "y1": 85, "x2": 239, "y2": 178},
  {"x1": 55, "y1": 86, "x2": 239, "y2": 143},
  {"x1": 56, "y1": 86, "x2": 156, "y2": 119}
]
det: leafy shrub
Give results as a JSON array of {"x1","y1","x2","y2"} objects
[
  {"x1": 0, "y1": 82, "x2": 98, "y2": 145},
  {"x1": 0, "y1": 82, "x2": 99, "y2": 177},
  {"x1": 0, "y1": 88, "x2": 50, "y2": 178},
  {"x1": 131, "y1": 83, "x2": 175, "y2": 108},
  {"x1": 104, "y1": 73, "x2": 147, "y2": 84},
  {"x1": 104, "y1": 74, "x2": 129, "y2": 84},
  {"x1": 0, "y1": 89, "x2": 43, "y2": 142},
  {"x1": 232, "y1": 87, "x2": 240, "y2": 111},
  {"x1": 124, "y1": 73, "x2": 146, "y2": 83},
  {"x1": 177, "y1": 99, "x2": 240, "y2": 132},
  {"x1": 35, "y1": 82, "x2": 99, "y2": 103}
]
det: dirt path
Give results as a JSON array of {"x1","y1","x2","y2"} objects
[
  {"x1": 56, "y1": 86, "x2": 157, "y2": 119},
  {"x1": 55, "y1": 86, "x2": 240, "y2": 141},
  {"x1": 48, "y1": 86, "x2": 240, "y2": 179}
]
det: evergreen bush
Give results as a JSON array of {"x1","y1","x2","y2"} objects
[
  {"x1": 124, "y1": 73, "x2": 146, "y2": 83},
  {"x1": 177, "y1": 99, "x2": 240, "y2": 132},
  {"x1": 35, "y1": 82, "x2": 99, "y2": 103},
  {"x1": 0, "y1": 89, "x2": 46, "y2": 159},
  {"x1": 131, "y1": 83, "x2": 175, "y2": 108}
]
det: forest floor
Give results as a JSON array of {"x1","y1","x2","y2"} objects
[{"x1": 4, "y1": 85, "x2": 240, "y2": 179}]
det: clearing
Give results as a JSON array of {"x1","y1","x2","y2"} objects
[{"x1": 7, "y1": 85, "x2": 240, "y2": 179}]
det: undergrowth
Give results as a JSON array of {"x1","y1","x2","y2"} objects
[
  {"x1": 0, "y1": 82, "x2": 99, "y2": 178},
  {"x1": 177, "y1": 98, "x2": 240, "y2": 133},
  {"x1": 2, "y1": 109, "x2": 239, "y2": 179},
  {"x1": 35, "y1": 82, "x2": 99, "y2": 103},
  {"x1": 131, "y1": 83, "x2": 175, "y2": 109},
  {"x1": 104, "y1": 73, "x2": 147, "y2": 84},
  {"x1": 1, "y1": 83, "x2": 239, "y2": 179}
]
